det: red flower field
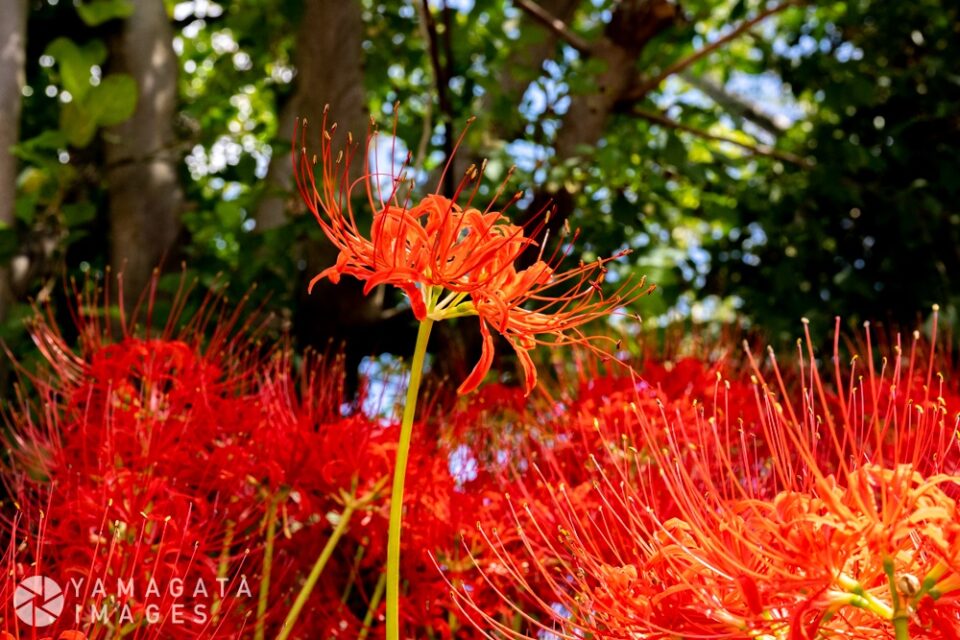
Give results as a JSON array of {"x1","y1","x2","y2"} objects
[{"x1": 0, "y1": 276, "x2": 956, "y2": 638}]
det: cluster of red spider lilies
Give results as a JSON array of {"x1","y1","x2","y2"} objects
[
  {"x1": 3, "y1": 286, "x2": 958, "y2": 639},
  {"x1": 0, "y1": 113, "x2": 958, "y2": 639}
]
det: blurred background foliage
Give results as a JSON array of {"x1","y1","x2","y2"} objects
[{"x1": 0, "y1": 0, "x2": 958, "y2": 390}]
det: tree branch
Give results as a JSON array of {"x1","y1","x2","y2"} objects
[
  {"x1": 631, "y1": 106, "x2": 812, "y2": 168},
  {"x1": 514, "y1": 0, "x2": 592, "y2": 56},
  {"x1": 623, "y1": 0, "x2": 802, "y2": 102},
  {"x1": 679, "y1": 70, "x2": 786, "y2": 136}
]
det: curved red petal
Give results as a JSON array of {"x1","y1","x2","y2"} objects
[
  {"x1": 308, "y1": 270, "x2": 335, "y2": 293},
  {"x1": 400, "y1": 283, "x2": 428, "y2": 320},
  {"x1": 362, "y1": 268, "x2": 423, "y2": 295},
  {"x1": 457, "y1": 321, "x2": 494, "y2": 394},
  {"x1": 510, "y1": 339, "x2": 538, "y2": 396}
]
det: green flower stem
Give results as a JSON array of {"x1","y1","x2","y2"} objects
[
  {"x1": 913, "y1": 563, "x2": 947, "y2": 605},
  {"x1": 884, "y1": 559, "x2": 911, "y2": 640},
  {"x1": 929, "y1": 572, "x2": 960, "y2": 600},
  {"x1": 826, "y1": 590, "x2": 893, "y2": 620},
  {"x1": 277, "y1": 500, "x2": 357, "y2": 640},
  {"x1": 386, "y1": 317, "x2": 434, "y2": 640},
  {"x1": 359, "y1": 571, "x2": 387, "y2": 640},
  {"x1": 894, "y1": 615, "x2": 910, "y2": 640},
  {"x1": 255, "y1": 496, "x2": 280, "y2": 640},
  {"x1": 836, "y1": 572, "x2": 896, "y2": 620},
  {"x1": 210, "y1": 520, "x2": 234, "y2": 623},
  {"x1": 340, "y1": 542, "x2": 367, "y2": 605}
]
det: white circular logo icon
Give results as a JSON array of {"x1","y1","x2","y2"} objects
[{"x1": 14, "y1": 575, "x2": 63, "y2": 627}]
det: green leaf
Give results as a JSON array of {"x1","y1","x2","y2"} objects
[
  {"x1": 16, "y1": 168, "x2": 48, "y2": 195},
  {"x1": 45, "y1": 38, "x2": 106, "y2": 102},
  {"x1": 215, "y1": 200, "x2": 244, "y2": 227},
  {"x1": 45, "y1": 38, "x2": 87, "y2": 100},
  {"x1": 15, "y1": 130, "x2": 68, "y2": 153},
  {"x1": 60, "y1": 102, "x2": 98, "y2": 148},
  {"x1": 12, "y1": 132, "x2": 67, "y2": 166},
  {"x1": 88, "y1": 74, "x2": 138, "y2": 127},
  {"x1": 76, "y1": 0, "x2": 134, "y2": 26},
  {"x1": 13, "y1": 194, "x2": 37, "y2": 225}
]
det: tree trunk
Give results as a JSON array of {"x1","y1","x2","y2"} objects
[
  {"x1": 103, "y1": 0, "x2": 182, "y2": 306},
  {"x1": 256, "y1": 0, "x2": 367, "y2": 232},
  {"x1": 523, "y1": 0, "x2": 679, "y2": 255},
  {"x1": 557, "y1": 0, "x2": 678, "y2": 158},
  {"x1": 0, "y1": 0, "x2": 27, "y2": 322},
  {"x1": 255, "y1": 0, "x2": 391, "y2": 390}
]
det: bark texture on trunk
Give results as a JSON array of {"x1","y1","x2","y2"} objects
[
  {"x1": 523, "y1": 0, "x2": 679, "y2": 255},
  {"x1": 256, "y1": 0, "x2": 367, "y2": 232},
  {"x1": 104, "y1": 0, "x2": 182, "y2": 306},
  {"x1": 255, "y1": 0, "x2": 393, "y2": 390},
  {"x1": 554, "y1": 0, "x2": 678, "y2": 160},
  {"x1": 0, "y1": 0, "x2": 27, "y2": 322}
]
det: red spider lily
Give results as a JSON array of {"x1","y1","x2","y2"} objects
[
  {"x1": 448, "y1": 356, "x2": 764, "y2": 639},
  {"x1": 0, "y1": 276, "x2": 397, "y2": 639},
  {"x1": 293, "y1": 108, "x2": 655, "y2": 395},
  {"x1": 454, "y1": 314, "x2": 960, "y2": 638},
  {"x1": 1, "y1": 281, "x2": 274, "y2": 637},
  {"x1": 5, "y1": 274, "x2": 552, "y2": 639}
]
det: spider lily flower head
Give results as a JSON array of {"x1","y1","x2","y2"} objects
[
  {"x1": 613, "y1": 316, "x2": 960, "y2": 637},
  {"x1": 293, "y1": 107, "x2": 655, "y2": 395},
  {"x1": 1, "y1": 273, "x2": 385, "y2": 638},
  {"x1": 453, "y1": 314, "x2": 960, "y2": 638}
]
